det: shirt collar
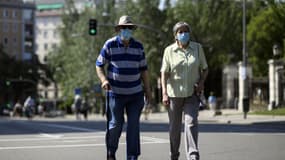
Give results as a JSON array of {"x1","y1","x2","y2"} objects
[{"x1": 173, "y1": 41, "x2": 195, "y2": 52}]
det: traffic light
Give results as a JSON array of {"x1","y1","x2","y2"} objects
[
  {"x1": 89, "y1": 19, "x2": 97, "y2": 36},
  {"x1": 6, "y1": 80, "x2": 10, "y2": 86}
]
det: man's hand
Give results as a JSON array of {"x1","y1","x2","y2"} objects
[
  {"x1": 101, "y1": 80, "x2": 110, "y2": 90},
  {"x1": 144, "y1": 89, "x2": 152, "y2": 105}
]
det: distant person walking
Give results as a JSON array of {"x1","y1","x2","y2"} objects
[
  {"x1": 23, "y1": 96, "x2": 35, "y2": 119},
  {"x1": 208, "y1": 91, "x2": 217, "y2": 116},
  {"x1": 143, "y1": 96, "x2": 152, "y2": 120},
  {"x1": 161, "y1": 22, "x2": 208, "y2": 160},
  {"x1": 96, "y1": 15, "x2": 151, "y2": 160},
  {"x1": 81, "y1": 97, "x2": 89, "y2": 120},
  {"x1": 13, "y1": 100, "x2": 23, "y2": 117},
  {"x1": 74, "y1": 95, "x2": 82, "y2": 120}
]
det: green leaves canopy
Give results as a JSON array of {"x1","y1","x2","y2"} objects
[{"x1": 47, "y1": 0, "x2": 285, "y2": 98}]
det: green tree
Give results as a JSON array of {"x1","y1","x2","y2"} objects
[
  {"x1": 47, "y1": 1, "x2": 116, "y2": 98},
  {"x1": 247, "y1": 2, "x2": 285, "y2": 77}
]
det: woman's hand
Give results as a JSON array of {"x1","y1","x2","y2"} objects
[{"x1": 162, "y1": 92, "x2": 170, "y2": 106}]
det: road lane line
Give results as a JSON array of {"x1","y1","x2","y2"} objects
[
  {"x1": 0, "y1": 136, "x2": 169, "y2": 150},
  {"x1": 0, "y1": 135, "x2": 105, "y2": 142},
  {"x1": 36, "y1": 123, "x2": 102, "y2": 132},
  {"x1": 0, "y1": 143, "x2": 105, "y2": 150},
  {"x1": 39, "y1": 133, "x2": 64, "y2": 139},
  {"x1": 141, "y1": 136, "x2": 169, "y2": 143}
]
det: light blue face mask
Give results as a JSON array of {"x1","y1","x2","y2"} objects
[
  {"x1": 177, "y1": 32, "x2": 190, "y2": 44},
  {"x1": 119, "y1": 29, "x2": 132, "y2": 41}
]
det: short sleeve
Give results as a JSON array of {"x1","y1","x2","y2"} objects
[
  {"x1": 139, "y1": 46, "x2": 148, "y2": 71},
  {"x1": 160, "y1": 47, "x2": 171, "y2": 73},
  {"x1": 198, "y1": 44, "x2": 208, "y2": 70},
  {"x1": 96, "y1": 42, "x2": 110, "y2": 67}
]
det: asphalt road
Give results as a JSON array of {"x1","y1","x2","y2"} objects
[{"x1": 1, "y1": 117, "x2": 285, "y2": 160}]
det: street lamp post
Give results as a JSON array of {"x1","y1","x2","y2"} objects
[{"x1": 242, "y1": 0, "x2": 249, "y2": 119}]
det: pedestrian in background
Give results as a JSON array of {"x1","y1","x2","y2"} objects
[
  {"x1": 23, "y1": 96, "x2": 35, "y2": 120},
  {"x1": 74, "y1": 94, "x2": 82, "y2": 120},
  {"x1": 208, "y1": 91, "x2": 217, "y2": 116},
  {"x1": 161, "y1": 22, "x2": 208, "y2": 160},
  {"x1": 96, "y1": 15, "x2": 151, "y2": 160},
  {"x1": 143, "y1": 96, "x2": 152, "y2": 120},
  {"x1": 37, "y1": 102, "x2": 45, "y2": 117},
  {"x1": 81, "y1": 97, "x2": 89, "y2": 120},
  {"x1": 13, "y1": 100, "x2": 23, "y2": 117}
]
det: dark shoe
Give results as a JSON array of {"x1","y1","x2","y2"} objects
[
  {"x1": 107, "y1": 153, "x2": 116, "y2": 160},
  {"x1": 127, "y1": 155, "x2": 137, "y2": 160}
]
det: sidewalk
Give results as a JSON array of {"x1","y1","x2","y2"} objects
[
  {"x1": 2, "y1": 109, "x2": 285, "y2": 124},
  {"x1": 198, "y1": 109, "x2": 285, "y2": 124},
  {"x1": 140, "y1": 109, "x2": 285, "y2": 124}
]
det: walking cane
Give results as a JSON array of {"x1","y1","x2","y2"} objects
[{"x1": 105, "y1": 90, "x2": 111, "y2": 152}]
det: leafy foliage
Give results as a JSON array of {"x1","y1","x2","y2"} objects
[
  {"x1": 248, "y1": 2, "x2": 285, "y2": 77},
  {"x1": 46, "y1": 0, "x2": 285, "y2": 98}
]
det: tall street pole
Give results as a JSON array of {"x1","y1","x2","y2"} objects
[{"x1": 242, "y1": 0, "x2": 249, "y2": 119}]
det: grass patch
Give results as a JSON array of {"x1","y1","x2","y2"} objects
[{"x1": 252, "y1": 107, "x2": 285, "y2": 116}]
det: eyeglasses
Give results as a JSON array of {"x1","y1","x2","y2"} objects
[{"x1": 121, "y1": 26, "x2": 135, "y2": 30}]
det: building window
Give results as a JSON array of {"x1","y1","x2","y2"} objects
[
  {"x1": 3, "y1": 38, "x2": 8, "y2": 45},
  {"x1": 53, "y1": 30, "x2": 57, "y2": 38},
  {"x1": 44, "y1": 43, "x2": 48, "y2": 50},
  {"x1": 3, "y1": 23, "x2": 9, "y2": 32},
  {"x1": 43, "y1": 31, "x2": 48, "y2": 38},
  {"x1": 13, "y1": 38, "x2": 17, "y2": 46},
  {"x1": 44, "y1": 19, "x2": 48, "y2": 26},
  {"x1": 37, "y1": 29, "x2": 41, "y2": 35},
  {"x1": 43, "y1": 55, "x2": 48, "y2": 62},
  {"x1": 23, "y1": 9, "x2": 33, "y2": 20},
  {"x1": 52, "y1": 43, "x2": 57, "y2": 49},
  {"x1": 13, "y1": 23, "x2": 17, "y2": 32},
  {"x1": 12, "y1": 10, "x2": 17, "y2": 18},
  {"x1": 3, "y1": 9, "x2": 9, "y2": 18}
]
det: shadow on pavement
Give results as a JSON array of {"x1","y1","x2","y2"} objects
[
  {"x1": 1, "y1": 119, "x2": 285, "y2": 135},
  {"x1": 198, "y1": 121, "x2": 285, "y2": 133}
]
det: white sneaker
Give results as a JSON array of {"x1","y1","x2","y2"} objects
[{"x1": 190, "y1": 154, "x2": 199, "y2": 160}]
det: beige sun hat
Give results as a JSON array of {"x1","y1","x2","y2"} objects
[{"x1": 115, "y1": 15, "x2": 137, "y2": 30}]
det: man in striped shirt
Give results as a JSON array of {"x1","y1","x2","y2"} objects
[{"x1": 96, "y1": 15, "x2": 151, "y2": 160}]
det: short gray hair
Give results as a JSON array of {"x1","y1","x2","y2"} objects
[{"x1": 173, "y1": 21, "x2": 191, "y2": 35}]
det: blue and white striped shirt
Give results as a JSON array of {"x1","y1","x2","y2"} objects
[{"x1": 96, "y1": 36, "x2": 147, "y2": 96}]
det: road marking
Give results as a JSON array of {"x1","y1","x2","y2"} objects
[
  {"x1": 0, "y1": 143, "x2": 105, "y2": 150},
  {"x1": 141, "y1": 136, "x2": 169, "y2": 143},
  {"x1": 0, "y1": 135, "x2": 168, "y2": 150},
  {"x1": 39, "y1": 133, "x2": 64, "y2": 139},
  {"x1": 203, "y1": 132, "x2": 285, "y2": 136},
  {"x1": 0, "y1": 135, "x2": 105, "y2": 142},
  {"x1": 36, "y1": 123, "x2": 102, "y2": 132},
  {"x1": 0, "y1": 141, "x2": 169, "y2": 150},
  {"x1": 0, "y1": 122, "x2": 169, "y2": 150}
]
